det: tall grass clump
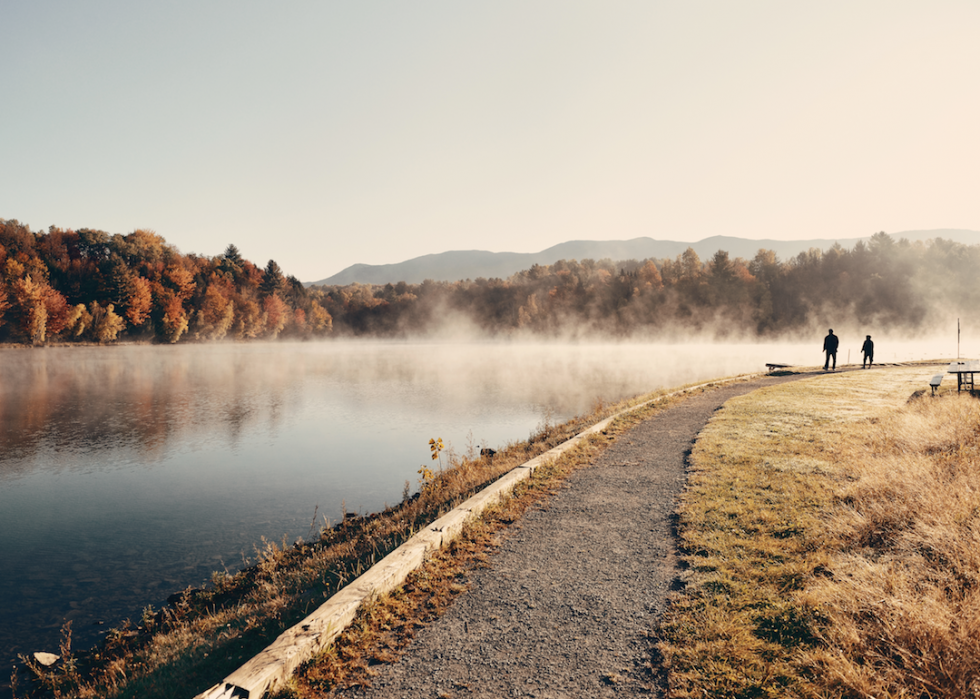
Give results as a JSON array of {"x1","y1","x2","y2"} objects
[{"x1": 799, "y1": 391, "x2": 980, "y2": 698}]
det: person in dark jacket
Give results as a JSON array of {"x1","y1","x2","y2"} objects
[
  {"x1": 823, "y1": 329, "x2": 839, "y2": 371},
  {"x1": 861, "y1": 335, "x2": 874, "y2": 368}
]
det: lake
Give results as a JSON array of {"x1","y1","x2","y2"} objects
[{"x1": 0, "y1": 338, "x2": 956, "y2": 678}]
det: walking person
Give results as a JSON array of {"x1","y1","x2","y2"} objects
[
  {"x1": 823, "y1": 329, "x2": 839, "y2": 371},
  {"x1": 861, "y1": 335, "x2": 874, "y2": 368}
]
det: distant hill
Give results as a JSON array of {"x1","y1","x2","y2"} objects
[{"x1": 308, "y1": 229, "x2": 980, "y2": 286}]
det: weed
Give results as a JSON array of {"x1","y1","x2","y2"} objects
[
  {"x1": 16, "y1": 621, "x2": 81, "y2": 699},
  {"x1": 418, "y1": 437, "x2": 444, "y2": 488},
  {"x1": 416, "y1": 465, "x2": 434, "y2": 488},
  {"x1": 429, "y1": 437, "x2": 444, "y2": 466}
]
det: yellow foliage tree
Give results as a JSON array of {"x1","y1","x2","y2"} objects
[
  {"x1": 13, "y1": 274, "x2": 47, "y2": 344},
  {"x1": 307, "y1": 300, "x2": 332, "y2": 335},
  {"x1": 89, "y1": 302, "x2": 126, "y2": 342}
]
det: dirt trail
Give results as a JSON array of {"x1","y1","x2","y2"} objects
[{"x1": 339, "y1": 374, "x2": 807, "y2": 699}]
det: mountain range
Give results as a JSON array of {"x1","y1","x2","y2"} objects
[{"x1": 308, "y1": 229, "x2": 980, "y2": 286}]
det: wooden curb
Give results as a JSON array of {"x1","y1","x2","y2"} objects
[{"x1": 195, "y1": 373, "x2": 756, "y2": 699}]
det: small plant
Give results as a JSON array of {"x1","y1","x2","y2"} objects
[
  {"x1": 18, "y1": 620, "x2": 81, "y2": 697},
  {"x1": 429, "y1": 437, "x2": 445, "y2": 469},
  {"x1": 418, "y1": 437, "x2": 443, "y2": 488},
  {"x1": 210, "y1": 570, "x2": 232, "y2": 593},
  {"x1": 140, "y1": 605, "x2": 157, "y2": 632},
  {"x1": 417, "y1": 464, "x2": 434, "y2": 487}
]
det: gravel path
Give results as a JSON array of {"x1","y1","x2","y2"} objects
[{"x1": 340, "y1": 375, "x2": 807, "y2": 699}]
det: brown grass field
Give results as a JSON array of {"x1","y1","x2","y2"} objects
[{"x1": 661, "y1": 366, "x2": 980, "y2": 698}]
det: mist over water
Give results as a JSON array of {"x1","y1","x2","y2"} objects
[{"x1": 0, "y1": 337, "x2": 968, "y2": 676}]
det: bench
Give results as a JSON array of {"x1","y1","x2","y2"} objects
[
  {"x1": 766, "y1": 363, "x2": 792, "y2": 373},
  {"x1": 930, "y1": 374, "x2": 943, "y2": 395}
]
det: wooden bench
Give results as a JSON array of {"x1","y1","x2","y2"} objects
[
  {"x1": 930, "y1": 374, "x2": 943, "y2": 395},
  {"x1": 766, "y1": 363, "x2": 792, "y2": 373}
]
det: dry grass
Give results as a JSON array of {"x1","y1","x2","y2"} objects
[
  {"x1": 278, "y1": 438, "x2": 607, "y2": 698},
  {"x1": 799, "y1": 388, "x2": 980, "y2": 698},
  {"x1": 658, "y1": 366, "x2": 980, "y2": 698}
]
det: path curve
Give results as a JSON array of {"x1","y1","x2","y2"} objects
[{"x1": 338, "y1": 373, "x2": 808, "y2": 699}]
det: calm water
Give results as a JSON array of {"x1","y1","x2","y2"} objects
[{"x1": 0, "y1": 338, "x2": 956, "y2": 675}]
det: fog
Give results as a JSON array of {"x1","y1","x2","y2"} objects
[
  {"x1": 0, "y1": 335, "x2": 968, "y2": 473},
  {"x1": 0, "y1": 336, "x2": 969, "y2": 677}
]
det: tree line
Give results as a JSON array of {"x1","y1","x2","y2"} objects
[
  {"x1": 312, "y1": 232, "x2": 980, "y2": 338},
  {"x1": 0, "y1": 219, "x2": 331, "y2": 344},
  {"x1": 2, "y1": 218, "x2": 977, "y2": 344}
]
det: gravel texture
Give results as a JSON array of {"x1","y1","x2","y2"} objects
[{"x1": 340, "y1": 375, "x2": 805, "y2": 699}]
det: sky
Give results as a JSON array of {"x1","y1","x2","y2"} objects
[{"x1": 2, "y1": 2, "x2": 979, "y2": 283}]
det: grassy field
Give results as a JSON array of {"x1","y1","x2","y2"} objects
[{"x1": 660, "y1": 366, "x2": 980, "y2": 698}]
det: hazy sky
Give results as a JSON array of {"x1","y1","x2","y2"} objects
[{"x1": 3, "y1": 2, "x2": 979, "y2": 282}]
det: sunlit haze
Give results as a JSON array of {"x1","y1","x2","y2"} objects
[{"x1": 3, "y1": 2, "x2": 979, "y2": 282}]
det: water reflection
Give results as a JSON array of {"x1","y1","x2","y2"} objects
[{"x1": 0, "y1": 339, "x2": 955, "y2": 682}]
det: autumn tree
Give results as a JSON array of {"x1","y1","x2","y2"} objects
[
  {"x1": 637, "y1": 260, "x2": 663, "y2": 291},
  {"x1": 121, "y1": 274, "x2": 153, "y2": 327},
  {"x1": 88, "y1": 302, "x2": 126, "y2": 342},
  {"x1": 231, "y1": 291, "x2": 264, "y2": 339},
  {"x1": 12, "y1": 275, "x2": 47, "y2": 344},
  {"x1": 114, "y1": 229, "x2": 169, "y2": 266},
  {"x1": 155, "y1": 287, "x2": 189, "y2": 343},
  {"x1": 306, "y1": 299, "x2": 332, "y2": 335},
  {"x1": 262, "y1": 293, "x2": 289, "y2": 338},
  {"x1": 191, "y1": 273, "x2": 235, "y2": 341},
  {"x1": 40, "y1": 284, "x2": 74, "y2": 338},
  {"x1": 0, "y1": 284, "x2": 9, "y2": 331}
]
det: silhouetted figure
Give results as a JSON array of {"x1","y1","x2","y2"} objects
[
  {"x1": 823, "y1": 329, "x2": 839, "y2": 371},
  {"x1": 862, "y1": 335, "x2": 874, "y2": 368}
]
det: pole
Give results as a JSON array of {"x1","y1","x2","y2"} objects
[{"x1": 958, "y1": 318, "x2": 961, "y2": 359}]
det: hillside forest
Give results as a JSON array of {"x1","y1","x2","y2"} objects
[{"x1": 1, "y1": 218, "x2": 978, "y2": 345}]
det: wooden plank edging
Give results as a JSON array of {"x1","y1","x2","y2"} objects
[{"x1": 195, "y1": 373, "x2": 754, "y2": 699}]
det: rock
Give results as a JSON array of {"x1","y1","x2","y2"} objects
[{"x1": 34, "y1": 652, "x2": 59, "y2": 666}]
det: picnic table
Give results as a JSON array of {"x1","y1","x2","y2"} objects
[{"x1": 947, "y1": 360, "x2": 980, "y2": 392}]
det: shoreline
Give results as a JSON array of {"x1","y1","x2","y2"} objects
[
  {"x1": 196, "y1": 373, "x2": 761, "y2": 699},
  {"x1": 10, "y1": 361, "x2": 957, "y2": 698}
]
